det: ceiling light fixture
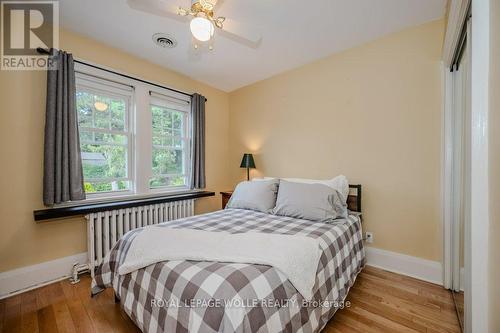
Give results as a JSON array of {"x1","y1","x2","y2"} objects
[
  {"x1": 176, "y1": 0, "x2": 226, "y2": 49},
  {"x1": 129, "y1": 0, "x2": 262, "y2": 51},
  {"x1": 94, "y1": 101, "x2": 108, "y2": 112},
  {"x1": 190, "y1": 16, "x2": 215, "y2": 42}
]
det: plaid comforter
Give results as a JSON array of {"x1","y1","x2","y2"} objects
[{"x1": 94, "y1": 208, "x2": 365, "y2": 333}]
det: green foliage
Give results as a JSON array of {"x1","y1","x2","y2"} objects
[
  {"x1": 149, "y1": 176, "x2": 185, "y2": 188},
  {"x1": 84, "y1": 180, "x2": 128, "y2": 193},
  {"x1": 150, "y1": 105, "x2": 187, "y2": 188},
  {"x1": 77, "y1": 90, "x2": 128, "y2": 193},
  {"x1": 84, "y1": 182, "x2": 94, "y2": 192},
  {"x1": 76, "y1": 91, "x2": 125, "y2": 130}
]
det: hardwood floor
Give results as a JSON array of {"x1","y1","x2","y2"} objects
[
  {"x1": 452, "y1": 291, "x2": 464, "y2": 331},
  {"x1": 324, "y1": 266, "x2": 461, "y2": 333},
  {"x1": 0, "y1": 266, "x2": 461, "y2": 333}
]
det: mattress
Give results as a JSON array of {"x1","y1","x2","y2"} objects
[{"x1": 93, "y1": 208, "x2": 365, "y2": 333}]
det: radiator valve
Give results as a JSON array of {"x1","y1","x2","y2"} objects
[{"x1": 69, "y1": 262, "x2": 89, "y2": 284}]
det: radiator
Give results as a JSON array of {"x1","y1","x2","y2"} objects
[{"x1": 84, "y1": 199, "x2": 195, "y2": 278}]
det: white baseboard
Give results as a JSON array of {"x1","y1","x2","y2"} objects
[
  {"x1": 0, "y1": 252, "x2": 88, "y2": 299},
  {"x1": 365, "y1": 247, "x2": 443, "y2": 285}
]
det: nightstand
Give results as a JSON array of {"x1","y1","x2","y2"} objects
[{"x1": 220, "y1": 191, "x2": 233, "y2": 209}]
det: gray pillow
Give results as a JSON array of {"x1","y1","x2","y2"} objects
[
  {"x1": 226, "y1": 179, "x2": 279, "y2": 213},
  {"x1": 272, "y1": 181, "x2": 347, "y2": 222}
]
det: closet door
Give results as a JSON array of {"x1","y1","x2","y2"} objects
[
  {"x1": 451, "y1": 57, "x2": 466, "y2": 293},
  {"x1": 448, "y1": 20, "x2": 470, "y2": 332}
]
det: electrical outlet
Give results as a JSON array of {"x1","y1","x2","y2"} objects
[{"x1": 365, "y1": 232, "x2": 374, "y2": 243}]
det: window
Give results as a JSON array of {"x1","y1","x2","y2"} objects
[
  {"x1": 150, "y1": 93, "x2": 191, "y2": 189},
  {"x1": 76, "y1": 76, "x2": 133, "y2": 195},
  {"x1": 75, "y1": 67, "x2": 192, "y2": 198}
]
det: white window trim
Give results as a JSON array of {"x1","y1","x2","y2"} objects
[{"x1": 74, "y1": 62, "x2": 194, "y2": 201}]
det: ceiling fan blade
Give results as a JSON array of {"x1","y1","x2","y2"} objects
[
  {"x1": 127, "y1": 0, "x2": 188, "y2": 23},
  {"x1": 218, "y1": 19, "x2": 262, "y2": 49},
  {"x1": 128, "y1": 0, "x2": 261, "y2": 49}
]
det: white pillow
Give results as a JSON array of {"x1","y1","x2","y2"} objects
[
  {"x1": 252, "y1": 177, "x2": 277, "y2": 181},
  {"x1": 272, "y1": 181, "x2": 347, "y2": 222},
  {"x1": 281, "y1": 175, "x2": 349, "y2": 203},
  {"x1": 226, "y1": 179, "x2": 279, "y2": 213}
]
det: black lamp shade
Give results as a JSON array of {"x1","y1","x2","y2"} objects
[{"x1": 240, "y1": 154, "x2": 256, "y2": 169}]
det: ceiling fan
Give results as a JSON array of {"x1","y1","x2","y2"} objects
[{"x1": 127, "y1": 0, "x2": 262, "y2": 50}]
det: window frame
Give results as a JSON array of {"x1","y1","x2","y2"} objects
[
  {"x1": 149, "y1": 92, "x2": 192, "y2": 192},
  {"x1": 73, "y1": 62, "x2": 193, "y2": 202},
  {"x1": 76, "y1": 74, "x2": 135, "y2": 198}
]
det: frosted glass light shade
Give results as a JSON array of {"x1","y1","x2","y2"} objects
[{"x1": 190, "y1": 17, "x2": 214, "y2": 42}]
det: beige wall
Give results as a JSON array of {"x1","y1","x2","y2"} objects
[
  {"x1": 229, "y1": 20, "x2": 445, "y2": 261},
  {"x1": 0, "y1": 29, "x2": 230, "y2": 272},
  {"x1": 0, "y1": 20, "x2": 447, "y2": 272},
  {"x1": 489, "y1": 0, "x2": 500, "y2": 331}
]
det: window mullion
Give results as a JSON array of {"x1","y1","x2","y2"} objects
[{"x1": 134, "y1": 85, "x2": 152, "y2": 194}]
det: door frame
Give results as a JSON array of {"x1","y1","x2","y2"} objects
[
  {"x1": 441, "y1": 0, "x2": 490, "y2": 332},
  {"x1": 468, "y1": 0, "x2": 490, "y2": 332}
]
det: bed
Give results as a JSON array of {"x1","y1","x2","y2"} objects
[{"x1": 93, "y1": 185, "x2": 365, "y2": 333}]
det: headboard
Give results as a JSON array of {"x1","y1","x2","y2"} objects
[{"x1": 347, "y1": 184, "x2": 362, "y2": 213}]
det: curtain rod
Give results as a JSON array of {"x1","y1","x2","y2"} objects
[{"x1": 36, "y1": 47, "x2": 207, "y2": 102}]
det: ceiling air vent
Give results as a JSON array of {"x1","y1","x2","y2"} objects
[{"x1": 152, "y1": 33, "x2": 177, "y2": 49}]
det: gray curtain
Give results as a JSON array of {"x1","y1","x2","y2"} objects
[
  {"x1": 43, "y1": 49, "x2": 85, "y2": 206},
  {"x1": 190, "y1": 93, "x2": 206, "y2": 189}
]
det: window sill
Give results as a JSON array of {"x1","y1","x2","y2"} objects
[
  {"x1": 33, "y1": 190, "x2": 215, "y2": 222},
  {"x1": 55, "y1": 188, "x2": 192, "y2": 207}
]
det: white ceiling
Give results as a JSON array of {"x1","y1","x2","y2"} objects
[{"x1": 59, "y1": 0, "x2": 446, "y2": 92}]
